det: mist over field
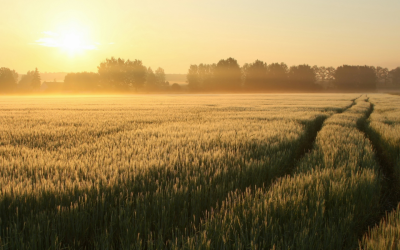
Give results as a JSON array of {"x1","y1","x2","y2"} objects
[{"x1": 1, "y1": 58, "x2": 400, "y2": 95}]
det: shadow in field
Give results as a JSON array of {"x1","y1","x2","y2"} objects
[
  {"x1": 1, "y1": 104, "x2": 360, "y2": 249},
  {"x1": 356, "y1": 98, "x2": 400, "y2": 242}
]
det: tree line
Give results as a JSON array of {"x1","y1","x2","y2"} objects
[
  {"x1": 0, "y1": 68, "x2": 41, "y2": 93},
  {"x1": 1, "y1": 57, "x2": 400, "y2": 94},
  {"x1": 187, "y1": 58, "x2": 400, "y2": 92},
  {"x1": 0, "y1": 58, "x2": 172, "y2": 94}
]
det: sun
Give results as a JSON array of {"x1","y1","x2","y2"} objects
[
  {"x1": 36, "y1": 25, "x2": 97, "y2": 55},
  {"x1": 61, "y1": 33, "x2": 83, "y2": 53},
  {"x1": 58, "y1": 30, "x2": 97, "y2": 55}
]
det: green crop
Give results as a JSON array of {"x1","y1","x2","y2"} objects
[
  {"x1": 0, "y1": 94, "x2": 392, "y2": 249},
  {"x1": 358, "y1": 94, "x2": 400, "y2": 250},
  {"x1": 176, "y1": 96, "x2": 382, "y2": 249}
]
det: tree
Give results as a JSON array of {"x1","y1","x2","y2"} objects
[
  {"x1": 313, "y1": 66, "x2": 327, "y2": 82},
  {"x1": 288, "y1": 64, "x2": 317, "y2": 90},
  {"x1": 127, "y1": 59, "x2": 147, "y2": 90},
  {"x1": 187, "y1": 65, "x2": 200, "y2": 90},
  {"x1": 198, "y1": 64, "x2": 216, "y2": 90},
  {"x1": 334, "y1": 65, "x2": 358, "y2": 90},
  {"x1": 155, "y1": 67, "x2": 168, "y2": 88},
  {"x1": 312, "y1": 66, "x2": 336, "y2": 89},
  {"x1": 31, "y1": 68, "x2": 41, "y2": 90},
  {"x1": 145, "y1": 67, "x2": 157, "y2": 90},
  {"x1": 241, "y1": 63, "x2": 249, "y2": 87},
  {"x1": 266, "y1": 63, "x2": 288, "y2": 89},
  {"x1": 334, "y1": 65, "x2": 376, "y2": 91},
  {"x1": 186, "y1": 63, "x2": 216, "y2": 91},
  {"x1": 214, "y1": 57, "x2": 241, "y2": 90},
  {"x1": 98, "y1": 57, "x2": 128, "y2": 90},
  {"x1": 98, "y1": 57, "x2": 147, "y2": 91},
  {"x1": 18, "y1": 71, "x2": 35, "y2": 92},
  {"x1": 389, "y1": 67, "x2": 400, "y2": 86},
  {"x1": 358, "y1": 66, "x2": 377, "y2": 90},
  {"x1": 326, "y1": 67, "x2": 336, "y2": 82},
  {"x1": 170, "y1": 83, "x2": 181, "y2": 92},
  {"x1": 243, "y1": 60, "x2": 268, "y2": 90},
  {"x1": 375, "y1": 66, "x2": 389, "y2": 85},
  {"x1": 0, "y1": 67, "x2": 18, "y2": 92}
]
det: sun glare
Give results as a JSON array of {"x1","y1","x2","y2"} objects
[
  {"x1": 35, "y1": 23, "x2": 97, "y2": 55},
  {"x1": 59, "y1": 32, "x2": 95, "y2": 54},
  {"x1": 62, "y1": 33, "x2": 81, "y2": 51}
]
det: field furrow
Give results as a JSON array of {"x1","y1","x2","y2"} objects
[
  {"x1": 358, "y1": 94, "x2": 400, "y2": 249},
  {"x1": 178, "y1": 96, "x2": 382, "y2": 250},
  {"x1": 0, "y1": 95, "x2": 359, "y2": 249}
]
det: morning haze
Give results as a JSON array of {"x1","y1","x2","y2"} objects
[
  {"x1": 3, "y1": 1, "x2": 400, "y2": 249},
  {"x1": 1, "y1": 0, "x2": 399, "y2": 74}
]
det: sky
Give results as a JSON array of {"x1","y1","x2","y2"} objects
[{"x1": 1, "y1": 0, "x2": 399, "y2": 74}]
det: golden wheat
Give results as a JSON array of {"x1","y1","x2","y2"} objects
[{"x1": 0, "y1": 94, "x2": 372, "y2": 249}]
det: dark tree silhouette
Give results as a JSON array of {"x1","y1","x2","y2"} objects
[
  {"x1": 375, "y1": 66, "x2": 389, "y2": 85},
  {"x1": 185, "y1": 60, "x2": 397, "y2": 93},
  {"x1": 358, "y1": 66, "x2": 377, "y2": 90},
  {"x1": 266, "y1": 63, "x2": 288, "y2": 90},
  {"x1": 326, "y1": 67, "x2": 336, "y2": 82},
  {"x1": 0, "y1": 67, "x2": 18, "y2": 93},
  {"x1": 313, "y1": 66, "x2": 327, "y2": 82},
  {"x1": 389, "y1": 67, "x2": 400, "y2": 86},
  {"x1": 243, "y1": 60, "x2": 268, "y2": 90},
  {"x1": 334, "y1": 65, "x2": 377, "y2": 91},
  {"x1": 288, "y1": 64, "x2": 317, "y2": 90},
  {"x1": 214, "y1": 57, "x2": 241, "y2": 90},
  {"x1": 335, "y1": 65, "x2": 360, "y2": 90},
  {"x1": 312, "y1": 66, "x2": 336, "y2": 89}
]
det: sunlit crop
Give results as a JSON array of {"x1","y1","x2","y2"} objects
[
  {"x1": 358, "y1": 94, "x2": 400, "y2": 250},
  {"x1": 0, "y1": 94, "x2": 396, "y2": 249}
]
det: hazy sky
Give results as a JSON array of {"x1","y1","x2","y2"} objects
[{"x1": 1, "y1": 0, "x2": 399, "y2": 74}]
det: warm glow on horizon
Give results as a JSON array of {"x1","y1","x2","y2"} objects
[{"x1": 1, "y1": 0, "x2": 400, "y2": 73}]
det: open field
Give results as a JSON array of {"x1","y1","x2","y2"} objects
[{"x1": 0, "y1": 94, "x2": 399, "y2": 249}]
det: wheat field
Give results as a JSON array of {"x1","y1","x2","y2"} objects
[{"x1": 0, "y1": 94, "x2": 398, "y2": 249}]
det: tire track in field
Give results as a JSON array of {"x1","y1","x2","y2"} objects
[
  {"x1": 178, "y1": 96, "x2": 372, "y2": 249},
  {"x1": 357, "y1": 97, "x2": 400, "y2": 245},
  {"x1": 171, "y1": 113, "x2": 330, "y2": 247},
  {"x1": 174, "y1": 97, "x2": 360, "y2": 248},
  {"x1": 282, "y1": 95, "x2": 359, "y2": 176},
  {"x1": 297, "y1": 96, "x2": 359, "y2": 155},
  {"x1": 221, "y1": 96, "x2": 360, "y2": 196},
  {"x1": 196, "y1": 96, "x2": 360, "y2": 227},
  {"x1": 0, "y1": 104, "x2": 353, "y2": 250}
]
